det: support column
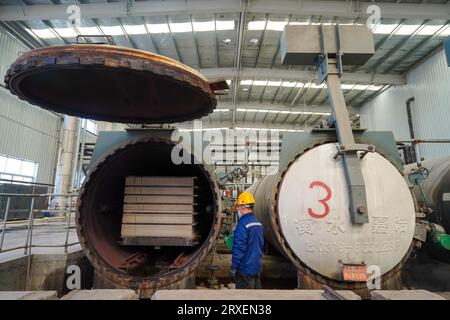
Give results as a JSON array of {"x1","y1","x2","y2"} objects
[{"x1": 52, "y1": 116, "x2": 78, "y2": 210}]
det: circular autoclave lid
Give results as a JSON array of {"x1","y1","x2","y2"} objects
[{"x1": 4, "y1": 44, "x2": 222, "y2": 124}]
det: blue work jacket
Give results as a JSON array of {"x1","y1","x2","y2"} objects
[{"x1": 231, "y1": 212, "x2": 264, "y2": 275}]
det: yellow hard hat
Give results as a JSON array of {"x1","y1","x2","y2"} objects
[{"x1": 237, "y1": 191, "x2": 255, "y2": 205}]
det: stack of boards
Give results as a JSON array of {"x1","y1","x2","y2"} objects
[{"x1": 120, "y1": 176, "x2": 199, "y2": 246}]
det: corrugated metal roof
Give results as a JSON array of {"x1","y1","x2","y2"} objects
[{"x1": 0, "y1": 0, "x2": 448, "y2": 130}]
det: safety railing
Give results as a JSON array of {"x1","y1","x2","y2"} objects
[
  {"x1": 397, "y1": 139, "x2": 450, "y2": 166},
  {"x1": 0, "y1": 191, "x2": 79, "y2": 289}
]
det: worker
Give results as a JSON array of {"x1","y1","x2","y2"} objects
[{"x1": 229, "y1": 191, "x2": 264, "y2": 289}]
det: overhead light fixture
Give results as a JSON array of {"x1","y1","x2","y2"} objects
[
  {"x1": 368, "y1": 85, "x2": 384, "y2": 91},
  {"x1": 248, "y1": 20, "x2": 266, "y2": 30},
  {"x1": 222, "y1": 38, "x2": 232, "y2": 44},
  {"x1": 193, "y1": 21, "x2": 215, "y2": 32},
  {"x1": 235, "y1": 127, "x2": 306, "y2": 133},
  {"x1": 253, "y1": 80, "x2": 268, "y2": 86},
  {"x1": 373, "y1": 24, "x2": 398, "y2": 34},
  {"x1": 417, "y1": 25, "x2": 446, "y2": 36},
  {"x1": 281, "y1": 81, "x2": 296, "y2": 88},
  {"x1": 237, "y1": 108, "x2": 258, "y2": 112},
  {"x1": 216, "y1": 20, "x2": 235, "y2": 31},
  {"x1": 237, "y1": 80, "x2": 384, "y2": 91},
  {"x1": 266, "y1": 20, "x2": 288, "y2": 31},
  {"x1": 178, "y1": 127, "x2": 229, "y2": 132},
  {"x1": 169, "y1": 22, "x2": 192, "y2": 33},
  {"x1": 54, "y1": 27, "x2": 77, "y2": 37},
  {"x1": 77, "y1": 27, "x2": 101, "y2": 35},
  {"x1": 267, "y1": 81, "x2": 282, "y2": 86},
  {"x1": 214, "y1": 108, "x2": 230, "y2": 112},
  {"x1": 147, "y1": 23, "x2": 170, "y2": 34},
  {"x1": 240, "y1": 80, "x2": 253, "y2": 85},
  {"x1": 100, "y1": 26, "x2": 124, "y2": 36},
  {"x1": 353, "y1": 84, "x2": 370, "y2": 91},
  {"x1": 440, "y1": 26, "x2": 450, "y2": 36},
  {"x1": 288, "y1": 21, "x2": 309, "y2": 26},
  {"x1": 236, "y1": 109, "x2": 331, "y2": 116},
  {"x1": 250, "y1": 38, "x2": 259, "y2": 45},
  {"x1": 395, "y1": 25, "x2": 421, "y2": 35},
  {"x1": 242, "y1": 88, "x2": 249, "y2": 91},
  {"x1": 341, "y1": 84, "x2": 354, "y2": 90},
  {"x1": 123, "y1": 24, "x2": 147, "y2": 35},
  {"x1": 30, "y1": 28, "x2": 56, "y2": 39},
  {"x1": 310, "y1": 83, "x2": 326, "y2": 89}
]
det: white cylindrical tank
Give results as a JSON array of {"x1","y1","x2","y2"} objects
[{"x1": 249, "y1": 142, "x2": 417, "y2": 289}]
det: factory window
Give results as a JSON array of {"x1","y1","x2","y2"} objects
[
  {"x1": 82, "y1": 119, "x2": 97, "y2": 135},
  {"x1": 0, "y1": 154, "x2": 38, "y2": 183}
]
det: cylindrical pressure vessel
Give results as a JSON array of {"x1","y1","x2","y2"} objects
[
  {"x1": 249, "y1": 142, "x2": 417, "y2": 290},
  {"x1": 406, "y1": 157, "x2": 450, "y2": 262},
  {"x1": 76, "y1": 136, "x2": 221, "y2": 297}
]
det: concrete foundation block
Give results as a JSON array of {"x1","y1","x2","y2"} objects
[
  {"x1": 436, "y1": 292, "x2": 450, "y2": 300},
  {"x1": 0, "y1": 291, "x2": 58, "y2": 300},
  {"x1": 371, "y1": 290, "x2": 446, "y2": 300},
  {"x1": 152, "y1": 289, "x2": 361, "y2": 300},
  {"x1": 61, "y1": 289, "x2": 139, "y2": 300}
]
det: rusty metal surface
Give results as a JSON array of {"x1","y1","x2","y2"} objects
[
  {"x1": 76, "y1": 135, "x2": 222, "y2": 294},
  {"x1": 4, "y1": 44, "x2": 218, "y2": 123},
  {"x1": 117, "y1": 252, "x2": 147, "y2": 271}
]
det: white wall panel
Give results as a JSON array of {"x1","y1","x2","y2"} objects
[
  {"x1": 0, "y1": 27, "x2": 62, "y2": 184},
  {"x1": 407, "y1": 50, "x2": 450, "y2": 160},
  {"x1": 360, "y1": 85, "x2": 413, "y2": 141},
  {"x1": 361, "y1": 49, "x2": 450, "y2": 160}
]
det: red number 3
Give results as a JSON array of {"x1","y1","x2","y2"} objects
[{"x1": 307, "y1": 181, "x2": 332, "y2": 219}]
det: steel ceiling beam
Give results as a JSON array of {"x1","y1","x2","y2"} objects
[
  {"x1": 176, "y1": 120, "x2": 312, "y2": 131},
  {"x1": 0, "y1": 21, "x2": 46, "y2": 49},
  {"x1": 389, "y1": 22, "x2": 450, "y2": 73},
  {"x1": 369, "y1": 21, "x2": 429, "y2": 73},
  {"x1": 1, "y1": 0, "x2": 449, "y2": 21},
  {"x1": 213, "y1": 101, "x2": 357, "y2": 114},
  {"x1": 248, "y1": 0, "x2": 450, "y2": 20},
  {"x1": 231, "y1": 5, "x2": 246, "y2": 127},
  {"x1": 200, "y1": 67, "x2": 406, "y2": 85}
]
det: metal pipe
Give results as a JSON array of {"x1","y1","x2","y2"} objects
[
  {"x1": 71, "y1": 118, "x2": 81, "y2": 192},
  {"x1": 0, "y1": 193, "x2": 76, "y2": 197},
  {"x1": 23, "y1": 197, "x2": 35, "y2": 255},
  {"x1": 0, "y1": 242, "x2": 80, "y2": 254},
  {"x1": 232, "y1": 8, "x2": 246, "y2": 127},
  {"x1": 0, "y1": 245, "x2": 32, "y2": 253},
  {"x1": 64, "y1": 196, "x2": 72, "y2": 254},
  {"x1": 0, "y1": 197, "x2": 11, "y2": 250},
  {"x1": 25, "y1": 195, "x2": 36, "y2": 290},
  {"x1": 53, "y1": 115, "x2": 78, "y2": 209},
  {"x1": 76, "y1": 119, "x2": 87, "y2": 189},
  {"x1": 0, "y1": 178, "x2": 54, "y2": 187},
  {"x1": 415, "y1": 142, "x2": 422, "y2": 167},
  {"x1": 406, "y1": 96, "x2": 415, "y2": 140},
  {"x1": 31, "y1": 243, "x2": 79, "y2": 248},
  {"x1": 25, "y1": 235, "x2": 33, "y2": 290},
  {"x1": 51, "y1": 116, "x2": 64, "y2": 191},
  {"x1": 397, "y1": 139, "x2": 450, "y2": 144}
]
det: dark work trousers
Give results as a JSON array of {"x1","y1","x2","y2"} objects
[{"x1": 235, "y1": 272, "x2": 262, "y2": 289}]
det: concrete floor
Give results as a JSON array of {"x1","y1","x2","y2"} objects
[{"x1": 0, "y1": 219, "x2": 80, "y2": 263}]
